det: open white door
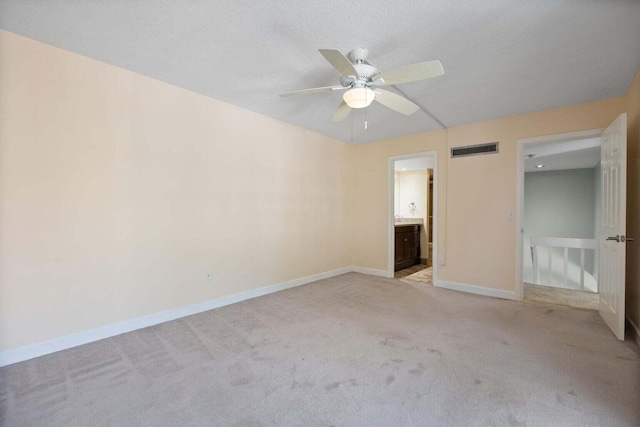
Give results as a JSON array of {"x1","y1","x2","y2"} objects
[{"x1": 599, "y1": 113, "x2": 627, "y2": 340}]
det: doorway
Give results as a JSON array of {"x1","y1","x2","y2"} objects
[
  {"x1": 516, "y1": 114, "x2": 629, "y2": 340},
  {"x1": 388, "y1": 152, "x2": 438, "y2": 288},
  {"x1": 519, "y1": 134, "x2": 602, "y2": 310}
]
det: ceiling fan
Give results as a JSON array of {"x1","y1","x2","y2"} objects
[{"x1": 280, "y1": 47, "x2": 444, "y2": 122}]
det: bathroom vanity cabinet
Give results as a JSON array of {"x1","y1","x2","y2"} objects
[{"x1": 394, "y1": 224, "x2": 420, "y2": 271}]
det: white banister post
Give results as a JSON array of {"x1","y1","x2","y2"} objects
[
  {"x1": 580, "y1": 248, "x2": 585, "y2": 291},
  {"x1": 531, "y1": 245, "x2": 539, "y2": 285},
  {"x1": 529, "y1": 237, "x2": 598, "y2": 290},
  {"x1": 563, "y1": 247, "x2": 569, "y2": 288},
  {"x1": 548, "y1": 247, "x2": 552, "y2": 286}
]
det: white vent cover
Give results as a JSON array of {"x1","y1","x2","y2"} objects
[{"x1": 451, "y1": 142, "x2": 499, "y2": 158}]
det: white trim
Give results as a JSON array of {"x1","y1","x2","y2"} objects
[
  {"x1": 515, "y1": 128, "x2": 604, "y2": 301},
  {"x1": 516, "y1": 139, "x2": 525, "y2": 301},
  {"x1": 627, "y1": 316, "x2": 640, "y2": 347},
  {"x1": 530, "y1": 236, "x2": 598, "y2": 250},
  {"x1": 436, "y1": 280, "x2": 518, "y2": 301},
  {"x1": 0, "y1": 267, "x2": 352, "y2": 367},
  {"x1": 518, "y1": 128, "x2": 605, "y2": 146},
  {"x1": 351, "y1": 266, "x2": 389, "y2": 278},
  {"x1": 387, "y1": 151, "x2": 438, "y2": 284}
]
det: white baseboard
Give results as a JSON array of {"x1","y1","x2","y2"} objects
[
  {"x1": 350, "y1": 266, "x2": 391, "y2": 278},
  {"x1": 436, "y1": 280, "x2": 518, "y2": 301},
  {"x1": 627, "y1": 316, "x2": 640, "y2": 346},
  {"x1": 0, "y1": 266, "x2": 352, "y2": 367}
]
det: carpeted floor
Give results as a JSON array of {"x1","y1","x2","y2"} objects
[
  {"x1": 1, "y1": 272, "x2": 638, "y2": 426},
  {"x1": 524, "y1": 283, "x2": 599, "y2": 311}
]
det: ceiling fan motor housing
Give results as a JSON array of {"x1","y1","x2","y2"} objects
[
  {"x1": 354, "y1": 63, "x2": 378, "y2": 81},
  {"x1": 348, "y1": 47, "x2": 369, "y2": 63},
  {"x1": 340, "y1": 63, "x2": 379, "y2": 87}
]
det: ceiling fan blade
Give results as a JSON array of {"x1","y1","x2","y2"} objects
[
  {"x1": 373, "y1": 60, "x2": 444, "y2": 86},
  {"x1": 318, "y1": 49, "x2": 359, "y2": 77},
  {"x1": 280, "y1": 86, "x2": 344, "y2": 97},
  {"x1": 332, "y1": 101, "x2": 352, "y2": 122},
  {"x1": 374, "y1": 89, "x2": 420, "y2": 116}
]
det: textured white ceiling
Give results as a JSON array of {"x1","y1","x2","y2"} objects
[
  {"x1": 525, "y1": 137, "x2": 601, "y2": 172},
  {"x1": 1, "y1": 1, "x2": 639, "y2": 144},
  {"x1": 525, "y1": 147, "x2": 601, "y2": 173}
]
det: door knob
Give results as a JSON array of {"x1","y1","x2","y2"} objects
[{"x1": 606, "y1": 235, "x2": 635, "y2": 243}]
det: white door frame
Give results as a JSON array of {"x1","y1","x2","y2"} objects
[
  {"x1": 515, "y1": 128, "x2": 604, "y2": 300},
  {"x1": 387, "y1": 151, "x2": 438, "y2": 283}
]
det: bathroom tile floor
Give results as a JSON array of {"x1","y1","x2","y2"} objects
[
  {"x1": 394, "y1": 264, "x2": 430, "y2": 279},
  {"x1": 398, "y1": 266, "x2": 433, "y2": 287}
]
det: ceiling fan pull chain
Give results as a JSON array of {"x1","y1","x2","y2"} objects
[
  {"x1": 364, "y1": 104, "x2": 368, "y2": 129},
  {"x1": 350, "y1": 113, "x2": 354, "y2": 142}
]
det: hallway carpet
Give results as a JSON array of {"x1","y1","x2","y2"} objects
[
  {"x1": 524, "y1": 283, "x2": 599, "y2": 311},
  {"x1": 1, "y1": 273, "x2": 638, "y2": 426}
]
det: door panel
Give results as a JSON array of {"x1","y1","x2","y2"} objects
[
  {"x1": 403, "y1": 232, "x2": 413, "y2": 262},
  {"x1": 599, "y1": 113, "x2": 627, "y2": 340},
  {"x1": 395, "y1": 233, "x2": 403, "y2": 263}
]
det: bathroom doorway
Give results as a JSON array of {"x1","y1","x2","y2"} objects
[{"x1": 388, "y1": 152, "x2": 437, "y2": 288}]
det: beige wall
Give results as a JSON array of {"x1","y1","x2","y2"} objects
[
  {"x1": 349, "y1": 97, "x2": 625, "y2": 291},
  {"x1": 626, "y1": 68, "x2": 640, "y2": 331},
  {"x1": 0, "y1": 31, "x2": 352, "y2": 352}
]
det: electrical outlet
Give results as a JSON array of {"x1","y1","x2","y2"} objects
[
  {"x1": 507, "y1": 210, "x2": 515, "y2": 220},
  {"x1": 438, "y1": 259, "x2": 445, "y2": 267}
]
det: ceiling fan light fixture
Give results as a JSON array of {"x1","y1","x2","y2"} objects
[{"x1": 343, "y1": 87, "x2": 375, "y2": 109}]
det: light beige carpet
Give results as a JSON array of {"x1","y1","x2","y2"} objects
[
  {"x1": 1, "y1": 272, "x2": 638, "y2": 426},
  {"x1": 524, "y1": 283, "x2": 599, "y2": 311}
]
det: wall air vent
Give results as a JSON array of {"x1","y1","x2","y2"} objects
[{"x1": 451, "y1": 142, "x2": 499, "y2": 158}]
